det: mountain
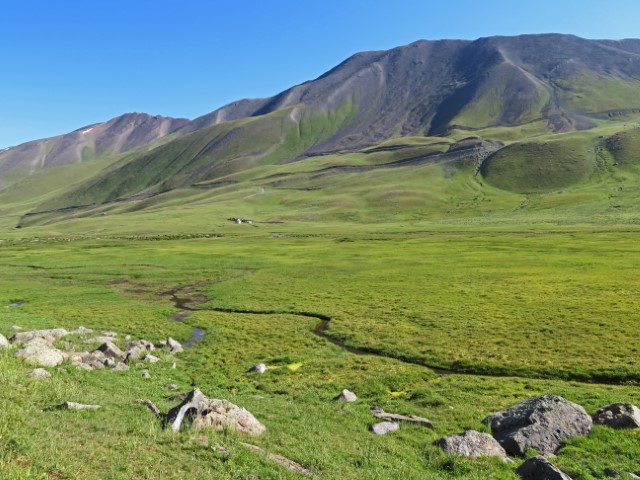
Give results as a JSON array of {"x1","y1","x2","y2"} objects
[
  {"x1": 0, "y1": 113, "x2": 189, "y2": 188},
  {"x1": 187, "y1": 33, "x2": 640, "y2": 142},
  {"x1": 4, "y1": 34, "x2": 640, "y2": 228}
]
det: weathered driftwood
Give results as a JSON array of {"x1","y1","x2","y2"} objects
[
  {"x1": 241, "y1": 443, "x2": 311, "y2": 476},
  {"x1": 43, "y1": 401, "x2": 101, "y2": 411},
  {"x1": 135, "y1": 399, "x2": 162, "y2": 419},
  {"x1": 371, "y1": 406, "x2": 433, "y2": 428}
]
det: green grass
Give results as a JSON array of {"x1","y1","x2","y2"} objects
[
  {"x1": 480, "y1": 135, "x2": 595, "y2": 193},
  {"x1": 3, "y1": 117, "x2": 640, "y2": 478},
  {"x1": 1, "y1": 229, "x2": 640, "y2": 478}
]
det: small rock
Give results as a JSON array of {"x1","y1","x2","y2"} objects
[
  {"x1": 484, "y1": 395, "x2": 592, "y2": 456},
  {"x1": 103, "y1": 358, "x2": 116, "y2": 367},
  {"x1": 516, "y1": 456, "x2": 573, "y2": 480},
  {"x1": 594, "y1": 403, "x2": 640, "y2": 429},
  {"x1": 71, "y1": 326, "x2": 93, "y2": 335},
  {"x1": 112, "y1": 363, "x2": 129, "y2": 372},
  {"x1": 142, "y1": 369, "x2": 151, "y2": 379},
  {"x1": 627, "y1": 473, "x2": 640, "y2": 479},
  {"x1": 85, "y1": 336, "x2": 119, "y2": 344},
  {"x1": 75, "y1": 352, "x2": 105, "y2": 370},
  {"x1": 248, "y1": 363, "x2": 267, "y2": 374},
  {"x1": 167, "y1": 337, "x2": 183, "y2": 354},
  {"x1": 0, "y1": 333, "x2": 9, "y2": 348},
  {"x1": 145, "y1": 354, "x2": 160, "y2": 364},
  {"x1": 11, "y1": 325, "x2": 22, "y2": 330},
  {"x1": 124, "y1": 340, "x2": 154, "y2": 362},
  {"x1": 101, "y1": 331, "x2": 118, "y2": 338},
  {"x1": 124, "y1": 334, "x2": 132, "y2": 340},
  {"x1": 96, "y1": 342, "x2": 125, "y2": 360},
  {"x1": 336, "y1": 389, "x2": 357, "y2": 402},
  {"x1": 164, "y1": 384, "x2": 179, "y2": 390},
  {"x1": 434, "y1": 430, "x2": 508, "y2": 460},
  {"x1": 171, "y1": 362, "x2": 176, "y2": 369},
  {"x1": 27, "y1": 368, "x2": 52, "y2": 379},
  {"x1": 56, "y1": 368, "x2": 68, "y2": 373},
  {"x1": 369, "y1": 421, "x2": 399, "y2": 435}
]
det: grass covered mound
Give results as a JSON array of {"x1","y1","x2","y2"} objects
[{"x1": 480, "y1": 137, "x2": 594, "y2": 193}]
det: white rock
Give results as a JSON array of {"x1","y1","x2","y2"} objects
[
  {"x1": 0, "y1": 333, "x2": 9, "y2": 348},
  {"x1": 145, "y1": 354, "x2": 160, "y2": 364},
  {"x1": 336, "y1": 389, "x2": 357, "y2": 402},
  {"x1": 249, "y1": 363, "x2": 267, "y2": 374}
]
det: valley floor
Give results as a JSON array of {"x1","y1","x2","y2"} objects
[{"x1": 1, "y1": 226, "x2": 639, "y2": 479}]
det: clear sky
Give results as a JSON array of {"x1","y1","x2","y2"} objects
[{"x1": 1, "y1": 0, "x2": 639, "y2": 148}]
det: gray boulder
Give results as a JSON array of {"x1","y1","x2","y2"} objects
[
  {"x1": 96, "y1": 342, "x2": 125, "y2": 360},
  {"x1": 434, "y1": 430, "x2": 508, "y2": 460},
  {"x1": 593, "y1": 403, "x2": 640, "y2": 429},
  {"x1": 15, "y1": 338, "x2": 66, "y2": 367},
  {"x1": 369, "y1": 421, "x2": 399, "y2": 435},
  {"x1": 484, "y1": 395, "x2": 592, "y2": 456},
  {"x1": 336, "y1": 389, "x2": 357, "y2": 402},
  {"x1": 112, "y1": 362, "x2": 129, "y2": 371},
  {"x1": 166, "y1": 388, "x2": 265, "y2": 436},
  {"x1": 516, "y1": 456, "x2": 573, "y2": 480},
  {"x1": 11, "y1": 328, "x2": 69, "y2": 345},
  {"x1": 0, "y1": 333, "x2": 9, "y2": 348},
  {"x1": 27, "y1": 368, "x2": 52, "y2": 379}
]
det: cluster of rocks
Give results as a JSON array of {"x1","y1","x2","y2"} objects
[
  {"x1": 165, "y1": 388, "x2": 266, "y2": 436},
  {"x1": 335, "y1": 389, "x2": 434, "y2": 436},
  {"x1": 332, "y1": 390, "x2": 640, "y2": 478},
  {"x1": 0, "y1": 327, "x2": 183, "y2": 374},
  {"x1": 432, "y1": 395, "x2": 640, "y2": 479}
]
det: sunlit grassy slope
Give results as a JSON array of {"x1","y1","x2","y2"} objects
[{"x1": 0, "y1": 119, "x2": 637, "y2": 234}]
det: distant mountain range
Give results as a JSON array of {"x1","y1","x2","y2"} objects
[{"x1": 2, "y1": 34, "x2": 640, "y2": 227}]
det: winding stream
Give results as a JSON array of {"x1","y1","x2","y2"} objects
[{"x1": 165, "y1": 286, "x2": 452, "y2": 375}]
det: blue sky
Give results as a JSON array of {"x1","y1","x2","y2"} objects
[{"x1": 1, "y1": 0, "x2": 639, "y2": 148}]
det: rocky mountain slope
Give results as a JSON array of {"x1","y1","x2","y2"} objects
[
  {"x1": 3, "y1": 34, "x2": 640, "y2": 225},
  {"x1": 0, "y1": 113, "x2": 188, "y2": 188}
]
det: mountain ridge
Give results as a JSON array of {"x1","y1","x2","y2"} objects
[
  {"x1": 3, "y1": 33, "x2": 640, "y2": 228},
  {"x1": 0, "y1": 112, "x2": 189, "y2": 189}
]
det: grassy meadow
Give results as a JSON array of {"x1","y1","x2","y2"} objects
[
  {"x1": 1, "y1": 119, "x2": 640, "y2": 478},
  {"x1": 1, "y1": 227, "x2": 640, "y2": 479}
]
